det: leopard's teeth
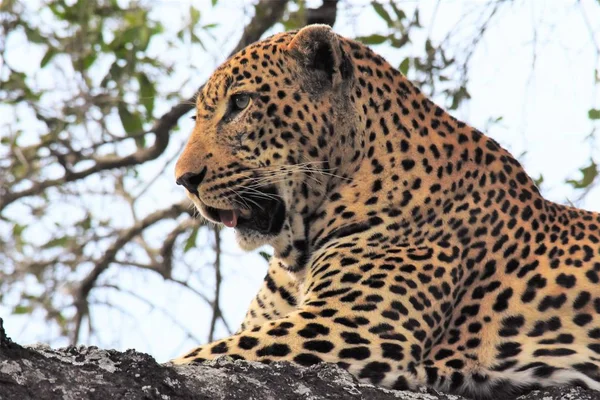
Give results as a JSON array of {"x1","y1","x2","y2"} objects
[{"x1": 239, "y1": 208, "x2": 252, "y2": 218}]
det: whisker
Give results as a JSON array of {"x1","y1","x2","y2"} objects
[
  {"x1": 251, "y1": 164, "x2": 349, "y2": 181},
  {"x1": 247, "y1": 172, "x2": 324, "y2": 191},
  {"x1": 238, "y1": 186, "x2": 281, "y2": 202},
  {"x1": 228, "y1": 187, "x2": 253, "y2": 210}
]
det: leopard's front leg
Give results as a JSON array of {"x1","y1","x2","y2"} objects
[
  {"x1": 237, "y1": 256, "x2": 300, "y2": 332},
  {"x1": 171, "y1": 243, "x2": 464, "y2": 391},
  {"x1": 172, "y1": 308, "x2": 423, "y2": 390}
]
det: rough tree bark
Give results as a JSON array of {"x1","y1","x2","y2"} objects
[{"x1": 1, "y1": 319, "x2": 599, "y2": 400}]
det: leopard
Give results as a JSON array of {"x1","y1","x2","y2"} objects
[{"x1": 172, "y1": 24, "x2": 600, "y2": 399}]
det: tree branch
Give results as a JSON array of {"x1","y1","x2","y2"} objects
[
  {"x1": 71, "y1": 201, "x2": 191, "y2": 344},
  {"x1": 159, "y1": 219, "x2": 201, "y2": 279},
  {"x1": 306, "y1": 0, "x2": 338, "y2": 27},
  {"x1": 230, "y1": 0, "x2": 290, "y2": 54},
  {"x1": 208, "y1": 226, "x2": 223, "y2": 342}
]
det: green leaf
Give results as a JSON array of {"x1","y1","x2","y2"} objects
[
  {"x1": 533, "y1": 174, "x2": 544, "y2": 188},
  {"x1": 191, "y1": 32, "x2": 204, "y2": 46},
  {"x1": 372, "y1": 2, "x2": 393, "y2": 27},
  {"x1": 138, "y1": 72, "x2": 156, "y2": 117},
  {"x1": 101, "y1": 61, "x2": 124, "y2": 88},
  {"x1": 135, "y1": 136, "x2": 146, "y2": 148},
  {"x1": 259, "y1": 251, "x2": 271, "y2": 263},
  {"x1": 356, "y1": 34, "x2": 388, "y2": 45},
  {"x1": 588, "y1": 109, "x2": 600, "y2": 120},
  {"x1": 425, "y1": 39, "x2": 434, "y2": 54},
  {"x1": 48, "y1": 3, "x2": 66, "y2": 18},
  {"x1": 211, "y1": 0, "x2": 219, "y2": 5},
  {"x1": 190, "y1": 6, "x2": 201, "y2": 26},
  {"x1": 413, "y1": 8, "x2": 422, "y2": 27},
  {"x1": 137, "y1": 27, "x2": 151, "y2": 51},
  {"x1": 184, "y1": 226, "x2": 199, "y2": 253},
  {"x1": 42, "y1": 236, "x2": 69, "y2": 249},
  {"x1": 24, "y1": 26, "x2": 46, "y2": 44},
  {"x1": 78, "y1": 215, "x2": 92, "y2": 230},
  {"x1": 13, "y1": 305, "x2": 33, "y2": 315},
  {"x1": 40, "y1": 47, "x2": 57, "y2": 68},
  {"x1": 12, "y1": 223, "x2": 26, "y2": 237},
  {"x1": 118, "y1": 104, "x2": 144, "y2": 134},
  {"x1": 82, "y1": 53, "x2": 97, "y2": 70},
  {"x1": 448, "y1": 86, "x2": 471, "y2": 110},
  {"x1": 399, "y1": 57, "x2": 409, "y2": 75},
  {"x1": 390, "y1": 2, "x2": 406, "y2": 21},
  {"x1": 567, "y1": 160, "x2": 598, "y2": 189},
  {"x1": 122, "y1": 27, "x2": 141, "y2": 47}
]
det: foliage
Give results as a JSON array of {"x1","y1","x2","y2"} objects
[{"x1": 567, "y1": 161, "x2": 598, "y2": 190}]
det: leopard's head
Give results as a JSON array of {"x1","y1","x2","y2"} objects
[{"x1": 175, "y1": 25, "x2": 358, "y2": 265}]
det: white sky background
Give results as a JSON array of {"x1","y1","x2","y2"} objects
[{"x1": 2, "y1": 0, "x2": 600, "y2": 362}]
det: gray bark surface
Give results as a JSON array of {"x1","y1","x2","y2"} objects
[{"x1": 1, "y1": 319, "x2": 599, "y2": 400}]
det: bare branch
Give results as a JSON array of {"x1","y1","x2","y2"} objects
[
  {"x1": 306, "y1": 0, "x2": 338, "y2": 27},
  {"x1": 208, "y1": 226, "x2": 223, "y2": 342},
  {"x1": 159, "y1": 219, "x2": 201, "y2": 279},
  {"x1": 98, "y1": 283, "x2": 205, "y2": 345},
  {"x1": 71, "y1": 201, "x2": 191, "y2": 344},
  {"x1": 230, "y1": 0, "x2": 289, "y2": 54}
]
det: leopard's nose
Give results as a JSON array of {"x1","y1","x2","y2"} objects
[{"x1": 176, "y1": 166, "x2": 207, "y2": 195}]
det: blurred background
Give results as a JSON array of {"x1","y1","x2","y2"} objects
[{"x1": 1, "y1": 0, "x2": 599, "y2": 362}]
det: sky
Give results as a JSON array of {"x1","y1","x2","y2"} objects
[{"x1": 2, "y1": 0, "x2": 600, "y2": 363}]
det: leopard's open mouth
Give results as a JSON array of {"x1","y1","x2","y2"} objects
[{"x1": 201, "y1": 186, "x2": 286, "y2": 235}]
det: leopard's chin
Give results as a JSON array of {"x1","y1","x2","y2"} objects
[{"x1": 234, "y1": 230, "x2": 273, "y2": 251}]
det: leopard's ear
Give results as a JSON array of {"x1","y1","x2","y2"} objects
[{"x1": 287, "y1": 24, "x2": 351, "y2": 87}]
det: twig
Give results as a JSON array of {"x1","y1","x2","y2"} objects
[
  {"x1": 159, "y1": 218, "x2": 201, "y2": 279},
  {"x1": 71, "y1": 201, "x2": 189, "y2": 344},
  {"x1": 208, "y1": 226, "x2": 222, "y2": 342}
]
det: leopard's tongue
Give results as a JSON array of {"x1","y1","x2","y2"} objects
[{"x1": 219, "y1": 209, "x2": 238, "y2": 228}]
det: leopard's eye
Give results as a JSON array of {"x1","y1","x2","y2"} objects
[{"x1": 232, "y1": 93, "x2": 250, "y2": 110}]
